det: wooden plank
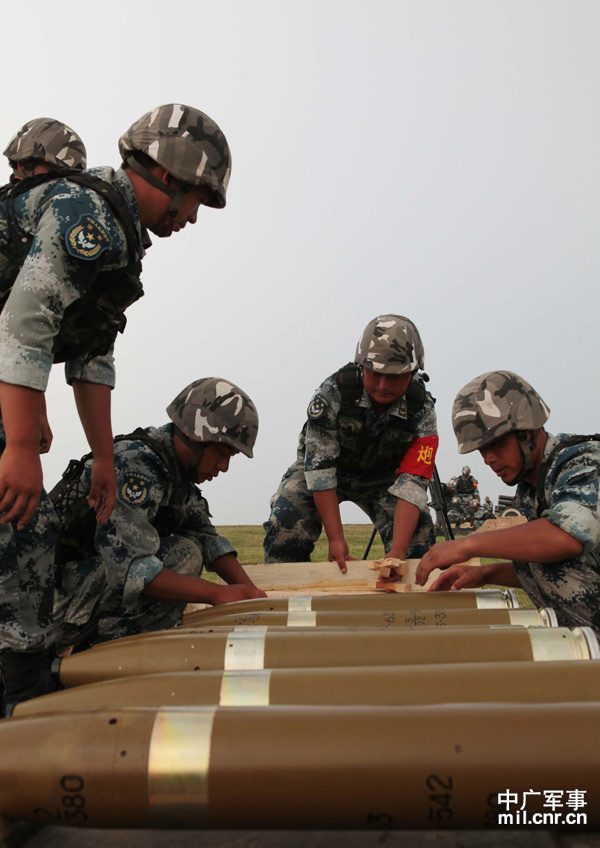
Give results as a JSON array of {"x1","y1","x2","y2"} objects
[{"x1": 233, "y1": 560, "x2": 482, "y2": 596}]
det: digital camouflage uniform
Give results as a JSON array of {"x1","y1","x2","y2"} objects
[
  {"x1": 264, "y1": 373, "x2": 437, "y2": 561},
  {"x1": 473, "y1": 503, "x2": 495, "y2": 530},
  {"x1": 53, "y1": 424, "x2": 235, "y2": 647},
  {"x1": 0, "y1": 166, "x2": 146, "y2": 651},
  {"x1": 513, "y1": 432, "x2": 600, "y2": 633}
]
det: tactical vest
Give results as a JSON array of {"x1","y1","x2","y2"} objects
[
  {"x1": 455, "y1": 475, "x2": 476, "y2": 495},
  {"x1": 49, "y1": 429, "x2": 185, "y2": 570},
  {"x1": 0, "y1": 169, "x2": 144, "y2": 363},
  {"x1": 334, "y1": 363, "x2": 427, "y2": 479}
]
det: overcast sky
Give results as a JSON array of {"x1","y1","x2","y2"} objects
[{"x1": 2, "y1": 0, "x2": 598, "y2": 529}]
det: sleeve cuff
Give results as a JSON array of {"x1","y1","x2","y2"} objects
[
  {"x1": 122, "y1": 555, "x2": 164, "y2": 608},
  {"x1": 388, "y1": 473, "x2": 430, "y2": 511},
  {"x1": 203, "y1": 537, "x2": 236, "y2": 569},
  {"x1": 65, "y1": 354, "x2": 116, "y2": 388},
  {"x1": 305, "y1": 468, "x2": 337, "y2": 491},
  {"x1": 0, "y1": 342, "x2": 53, "y2": 391},
  {"x1": 542, "y1": 502, "x2": 600, "y2": 555}
]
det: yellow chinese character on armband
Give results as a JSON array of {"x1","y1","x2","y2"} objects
[{"x1": 417, "y1": 445, "x2": 434, "y2": 465}]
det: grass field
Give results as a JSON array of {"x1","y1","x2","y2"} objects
[{"x1": 216, "y1": 524, "x2": 534, "y2": 608}]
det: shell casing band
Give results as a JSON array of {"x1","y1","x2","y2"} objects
[
  {"x1": 223, "y1": 630, "x2": 267, "y2": 670},
  {"x1": 219, "y1": 670, "x2": 271, "y2": 706},
  {"x1": 148, "y1": 707, "x2": 216, "y2": 825}
]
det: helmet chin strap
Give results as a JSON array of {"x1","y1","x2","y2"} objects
[
  {"x1": 125, "y1": 155, "x2": 191, "y2": 217},
  {"x1": 174, "y1": 427, "x2": 208, "y2": 482},
  {"x1": 507, "y1": 431, "x2": 537, "y2": 486}
]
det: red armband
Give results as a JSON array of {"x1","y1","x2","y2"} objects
[{"x1": 397, "y1": 434, "x2": 439, "y2": 480}]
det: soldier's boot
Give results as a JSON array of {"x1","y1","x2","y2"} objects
[{"x1": 0, "y1": 648, "x2": 57, "y2": 716}]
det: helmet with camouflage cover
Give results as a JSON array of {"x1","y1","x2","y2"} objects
[
  {"x1": 167, "y1": 378, "x2": 258, "y2": 459},
  {"x1": 3, "y1": 117, "x2": 86, "y2": 175},
  {"x1": 119, "y1": 104, "x2": 231, "y2": 210},
  {"x1": 462, "y1": 465, "x2": 471, "y2": 475},
  {"x1": 354, "y1": 314, "x2": 424, "y2": 374},
  {"x1": 452, "y1": 371, "x2": 550, "y2": 455}
]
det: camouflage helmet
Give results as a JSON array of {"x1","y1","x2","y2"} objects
[
  {"x1": 452, "y1": 371, "x2": 550, "y2": 454},
  {"x1": 462, "y1": 465, "x2": 471, "y2": 475},
  {"x1": 354, "y1": 314, "x2": 424, "y2": 374},
  {"x1": 119, "y1": 104, "x2": 231, "y2": 209},
  {"x1": 167, "y1": 378, "x2": 258, "y2": 458},
  {"x1": 3, "y1": 117, "x2": 86, "y2": 172}
]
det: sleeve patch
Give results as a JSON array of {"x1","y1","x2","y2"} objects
[
  {"x1": 65, "y1": 214, "x2": 111, "y2": 260},
  {"x1": 119, "y1": 472, "x2": 151, "y2": 506},
  {"x1": 307, "y1": 393, "x2": 330, "y2": 420},
  {"x1": 397, "y1": 434, "x2": 439, "y2": 480}
]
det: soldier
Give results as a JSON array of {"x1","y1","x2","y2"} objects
[
  {"x1": 447, "y1": 495, "x2": 465, "y2": 531},
  {"x1": 472, "y1": 497, "x2": 495, "y2": 530},
  {"x1": 3, "y1": 118, "x2": 88, "y2": 455},
  {"x1": 3, "y1": 117, "x2": 87, "y2": 183},
  {"x1": 263, "y1": 314, "x2": 438, "y2": 572},
  {"x1": 0, "y1": 104, "x2": 231, "y2": 707},
  {"x1": 415, "y1": 371, "x2": 600, "y2": 633},
  {"x1": 53, "y1": 378, "x2": 266, "y2": 651}
]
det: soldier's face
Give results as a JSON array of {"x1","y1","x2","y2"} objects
[
  {"x1": 479, "y1": 433, "x2": 521, "y2": 484},
  {"x1": 149, "y1": 184, "x2": 211, "y2": 238},
  {"x1": 363, "y1": 369, "x2": 412, "y2": 408},
  {"x1": 195, "y1": 443, "x2": 238, "y2": 483}
]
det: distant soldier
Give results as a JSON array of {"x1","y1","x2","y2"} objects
[
  {"x1": 264, "y1": 314, "x2": 438, "y2": 571},
  {"x1": 447, "y1": 495, "x2": 465, "y2": 530},
  {"x1": 473, "y1": 497, "x2": 495, "y2": 530},
  {"x1": 416, "y1": 371, "x2": 600, "y2": 634},
  {"x1": 53, "y1": 378, "x2": 266, "y2": 652}
]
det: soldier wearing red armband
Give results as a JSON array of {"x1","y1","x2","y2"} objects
[{"x1": 263, "y1": 315, "x2": 438, "y2": 572}]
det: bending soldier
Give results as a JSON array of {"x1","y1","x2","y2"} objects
[
  {"x1": 415, "y1": 371, "x2": 600, "y2": 634},
  {"x1": 0, "y1": 104, "x2": 231, "y2": 707},
  {"x1": 264, "y1": 314, "x2": 438, "y2": 572},
  {"x1": 53, "y1": 378, "x2": 266, "y2": 651}
]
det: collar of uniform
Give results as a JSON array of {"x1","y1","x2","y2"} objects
[
  {"x1": 88, "y1": 166, "x2": 149, "y2": 256},
  {"x1": 359, "y1": 387, "x2": 409, "y2": 420}
]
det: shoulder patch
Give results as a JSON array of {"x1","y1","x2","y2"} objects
[
  {"x1": 307, "y1": 393, "x2": 330, "y2": 420},
  {"x1": 119, "y1": 472, "x2": 151, "y2": 506},
  {"x1": 65, "y1": 214, "x2": 111, "y2": 260}
]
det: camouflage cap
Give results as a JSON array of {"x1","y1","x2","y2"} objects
[
  {"x1": 3, "y1": 117, "x2": 86, "y2": 171},
  {"x1": 167, "y1": 378, "x2": 258, "y2": 458},
  {"x1": 452, "y1": 371, "x2": 550, "y2": 454},
  {"x1": 354, "y1": 314, "x2": 424, "y2": 373},
  {"x1": 119, "y1": 104, "x2": 231, "y2": 208}
]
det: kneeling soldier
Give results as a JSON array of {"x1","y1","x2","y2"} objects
[
  {"x1": 53, "y1": 378, "x2": 266, "y2": 651},
  {"x1": 263, "y1": 314, "x2": 438, "y2": 572}
]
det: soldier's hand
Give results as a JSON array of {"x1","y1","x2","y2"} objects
[
  {"x1": 88, "y1": 457, "x2": 116, "y2": 525},
  {"x1": 0, "y1": 447, "x2": 43, "y2": 529},
  {"x1": 415, "y1": 539, "x2": 471, "y2": 586},
  {"x1": 328, "y1": 539, "x2": 356, "y2": 574},
  {"x1": 428, "y1": 564, "x2": 485, "y2": 592},
  {"x1": 213, "y1": 584, "x2": 268, "y2": 605}
]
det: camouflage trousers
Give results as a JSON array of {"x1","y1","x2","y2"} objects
[
  {"x1": 0, "y1": 436, "x2": 60, "y2": 652},
  {"x1": 263, "y1": 466, "x2": 434, "y2": 562},
  {"x1": 54, "y1": 535, "x2": 206, "y2": 648}
]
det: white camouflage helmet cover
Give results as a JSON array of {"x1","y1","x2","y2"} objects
[
  {"x1": 452, "y1": 370, "x2": 550, "y2": 454},
  {"x1": 3, "y1": 117, "x2": 86, "y2": 170},
  {"x1": 167, "y1": 378, "x2": 258, "y2": 458},
  {"x1": 119, "y1": 104, "x2": 231, "y2": 208},
  {"x1": 354, "y1": 314, "x2": 424, "y2": 373}
]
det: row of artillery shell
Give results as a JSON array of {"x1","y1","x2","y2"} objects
[
  {"x1": 1, "y1": 703, "x2": 599, "y2": 828},
  {"x1": 181, "y1": 587, "x2": 520, "y2": 621},
  {"x1": 53, "y1": 625, "x2": 599, "y2": 687}
]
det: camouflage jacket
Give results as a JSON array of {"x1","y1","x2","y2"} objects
[
  {"x1": 58, "y1": 424, "x2": 234, "y2": 614},
  {"x1": 456, "y1": 475, "x2": 477, "y2": 495},
  {"x1": 0, "y1": 167, "x2": 146, "y2": 392},
  {"x1": 514, "y1": 432, "x2": 600, "y2": 632},
  {"x1": 296, "y1": 372, "x2": 438, "y2": 511}
]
